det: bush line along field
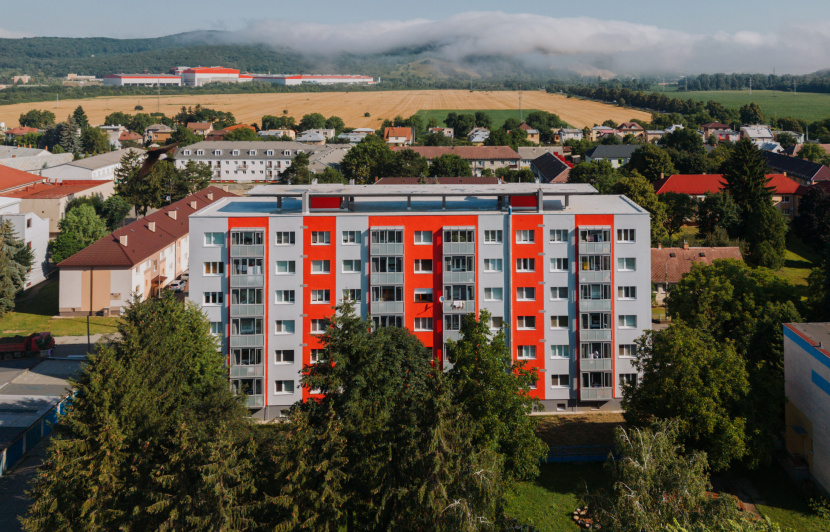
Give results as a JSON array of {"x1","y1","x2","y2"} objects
[
  {"x1": 651, "y1": 89, "x2": 830, "y2": 122},
  {"x1": 413, "y1": 108, "x2": 572, "y2": 128},
  {"x1": 0, "y1": 90, "x2": 650, "y2": 129}
]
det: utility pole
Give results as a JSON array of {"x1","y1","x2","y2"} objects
[
  {"x1": 749, "y1": 78, "x2": 752, "y2": 95},
  {"x1": 157, "y1": 78, "x2": 161, "y2": 113},
  {"x1": 519, "y1": 84, "x2": 523, "y2": 123}
]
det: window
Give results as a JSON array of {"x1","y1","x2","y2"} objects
[
  {"x1": 310, "y1": 319, "x2": 329, "y2": 334},
  {"x1": 204, "y1": 232, "x2": 225, "y2": 246},
  {"x1": 444, "y1": 314, "x2": 463, "y2": 330},
  {"x1": 516, "y1": 287, "x2": 535, "y2": 300},
  {"x1": 232, "y1": 150, "x2": 240, "y2": 156},
  {"x1": 371, "y1": 229, "x2": 403, "y2": 244},
  {"x1": 549, "y1": 229, "x2": 568, "y2": 243},
  {"x1": 619, "y1": 344, "x2": 637, "y2": 358},
  {"x1": 444, "y1": 229, "x2": 474, "y2": 242},
  {"x1": 617, "y1": 229, "x2": 635, "y2": 242},
  {"x1": 551, "y1": 374, "x2": 570, "y2": 387},
  {"x1": 342, "y1": 289, "x2": 361, "y2": 302},
  {"x1": 275, "y1": 261, "x2": 296, "y2": 274},
  {"x1": 489, "y1": 316, "x2": 504, "y2": 329},
  {"x1": 516, "y1": 230, "x2": 535, "y2": 243},
  {"x1": 414, "y1": 231, "x2": 432, "y2": 244},
  {"x1": 782, "y1": 196, "x2": 791, "y2": 203},
  {"x1": 311, "y1": 260, "x2": 331, "y2": 273},
  {"x1": 275, "y1": 320, "x2": 295, "y2": 334},
  {"x1": 551, "y1": 315, "x2": 569, "y2": 329},
  {"x1": 275, "y1": 350, "x2": 294, "y2": 363},
  {"x1": 551, "y1": 345, "x2": 570, "y2": 358},
  {"x1": 274, "y1": 380, "x2": 294, "y2": 394},
  {"x1": 311, "y1": 231, "x2": 330, "y2": 245},
  {"x1": 445, "y1": 255, "x2": 473, "y2": 272},
  {"x1": 231, "y1": 231, "x2": 263, "y2": 245},
  {"x1": 204, "y1": 262, "x2": 224, "y2": 275},
  {"x1": 231, "y1": 348, "x2": 262, "y2": 366},
  {"x1": 342, "y1": 259, "x2": 361, "y2": 273},
  {"x1": 580, "y1": 229, "x2": 610, "y2": 242},
  {"x1": 518, "y1": 345, "x2": 537, "y2": 359},
  {"x1": 372, "y1": 286, "x2": 403, "y2": 302},
  {"x1": 550, "y1": 258, "x2": 568, "y2": 272},
  {"x1": 232, "y1": 288, "x2": 262, "y2": 305},
  {"x1": 484, "y1": 287, "x2": 503, "y2": 301},
  {"x1": 310, "y1": 349, "x2": 323, "y2": 363},
  {"x1": 618, "y1": 286, "x2": 637, "y2": 300},
  {"x1": 275, "y1": 231, "x2": 295, "y2": 245},
  {"x1": 414, "y1": 317, "x2": 433, "y2": 331},
  {"x1": 311, "y1": 290, "x2": 330, "y2": 303},
  {"x1": 414, "y1": 259, "x2": 433, "y2": 273},
  {"x1": 550, "y1": 287, "x2": 568, "y2": 300},
  {"x1": 581, "y1": 284, "x2": 611, "y2": 300},
  {"x1": 275, "y1": 290, "x2": 295, "y2": 304},
  {"x1": 517, "y1": 316, "x2": 536, "y2": 330},
  {"x1": 414, "y1": 288, "x2": 433, "y2": 302},
  {"x1": 484, "y1": 230, "x2": 503, "y2": 243},
  {"x1": 620, "y1": 373, "x2": 639, "y2": 387},
  {"x1": 373, "y1": 315, "x2": 403, "y2": 328},
  {"x1": 232, "y1": 318, "x2": 263, "y2": 335},
  {"x1": 581, "y1": 255, "x2": 611, "y2": 271},
  {"x1": 209, "y1": 322, "x2": 223, "y2": 336},
  {"x1": 582, "y1": 313, "x2": 611, "y2": 329},
  {"x1": 232, "y1": 258, "x2": 263, "y2": 275},
  {"x1": 618, "y1": 315, "x2": 637, "y2": 328},
  {"x1": 204, "y1": 292, "x2": 223, "y2": 305},
  {"x1": 484, "y1": 259, "x2": 503, "y2": 272},
  {"x1": 516, "y1": 258, "x2": 535, "y2": 272},
  {"x1": 617, "y1": 258, "x2": 636, "y2": 271},
  {"x1": 342, "y1": 231, "x2": 361, "y2": 244},
  {"x1": 444, "y1": 284, "x2": 473, "y2": 301}
]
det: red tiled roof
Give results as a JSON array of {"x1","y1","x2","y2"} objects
[
  {"x1": 654, "y1": 173, "x2": 803, "y2": 195},
  {"x1": 57, "y1": 187, "x2": 236, "y2": 268},
  {"x1": 384, "y1": 127, "x2": 413, "y2": 141},
  {"x1": 374, "y1": 176, "x2": 500, "y2": 185},
  {"x1": 701, "y1": 122, "x2": 729, "y2": 129},
  {"x1": 5, "y1": 127, "x2": 39, "y2": 136},
  {"x1": 224, "y1": 124, "x2": 255, "y2": 132},
  {"x1": 187, "y1": 122, "x2": 212, "y2": 131},
  {"x1": 651, "y1": 246, "x2": 743, "y2": 284},
  {"x1": 118, "y1": 131, "x2": 142, "y2": 142},
  {"x1": 183, "y1": 67, "x2": 239, "y2": 74},
  {"x1": 618, "y1": 122, "x2": 645, "y2": 130},
  {"x1": 394, "y1": 146, "x2": 521, "y2": 160},
  {"x1": 1, "y1": 181, "x2": 107, "y2": 199},
  {"x1": 0, "y1": 165, "x2": 42, "y2": 193}
]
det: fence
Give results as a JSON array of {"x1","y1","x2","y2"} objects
[
  {"x1": 0, "y1": 395, "x2": 71, "y2": 477},
  {"x1": 543, "y1": 445, "x2": 614, "y2": 463}
]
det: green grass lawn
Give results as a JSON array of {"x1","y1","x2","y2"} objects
[
  {"x1": 505, "y1": 463, "x2": 606, "y2": 531},
  {"x1": 651, "y1": 90, "x2": 830, "y2": 122},
  {"x1": 735, "y1": 465, "x2": 829, "y2": 532},
  {"x1": 414, "y1": 109, "x2": 551, "y2": 129},
  {"x1": 778, "y1": 234, "x2": 820, "y2": 287},
  {"x1": 0, "y1": 276, "x2": 120, "y2": 338}
]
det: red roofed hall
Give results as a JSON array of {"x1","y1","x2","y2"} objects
[
  {"x1": 57, "y1": 186, "x2": 235, "y2": 316},
  {"x1": 0, "y1": 165, "x2": 43, "y2": 193},
  {"x1": 654, "y1": 173, "x2": 805, "y2": 218},
  {"x1": 1, "y1": 180, "x2": 114, "y2": 235},
  {"x1": 181, "y1": 67, "x2": 250, "y2": 87},
  {"x1": 652, "y1": 244, "x2": 744, "y2": 304}
]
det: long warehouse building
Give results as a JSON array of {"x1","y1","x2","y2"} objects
[{"x1": 188, "y1": 183, "x2": 651, "y2": 420}]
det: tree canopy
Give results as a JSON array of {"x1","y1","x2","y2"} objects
[
  {"x1": 339, "y1": 134, "x2": 395, "y2": 184},
  {"x1": 0, "y1": 220, "x2": 33, "y2": 316},
  {"x1": 115, "y1": 152, "x2": 211, "y2": 215},
  {"x1": 428, "y1": 153, "x2": 472, "y2": 177},
  {"x1": 626, "y1": 143, "x2": 676, "y2": 183},
  {"x1": 49, "y1": 204, "x2": 108, "y2": 264}
]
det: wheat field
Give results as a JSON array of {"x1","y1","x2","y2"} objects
[{"x1": 0, "y1": 90, "x2": 650, "y2": 129}]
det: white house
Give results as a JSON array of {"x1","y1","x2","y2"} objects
[
  {"x1": 0, "y1": 196, "x2": 50, "y2": 288},
  {"x1": 40, "y1": 149, "x2": 144, "y2": 182}
]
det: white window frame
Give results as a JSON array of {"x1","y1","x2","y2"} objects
[
  {"x1": 516, "y1": 258, "x2": 535, "y2": 272},
  {"x1": 484, "y1": 258, "x2": 503, "y2": 272},
  {"x1": 517, "y1": 316, "x2": 536, "y2": 330},
  {"x1": 274, "y1": 350, "x2": 294, "y2": 364},
  {"x1": 618, "y1": 315, "x2": 637, "y2": 329},
  {"x1": 342, "y1": 288, "x2": 361, "y2": 302},
  {"x1": 414, "y1": 231, "x2": 433, "y2": 244},
  {"x1": 617, "y1": 258, "x2": 636, "y2": 271},
  {"x1": 618, "y1": 286, "x2": 637, "y2": 300},
  {"x1": 275, "y1": 261, "x2": 296, "y2": 274},
  {"x1": 342, "y1": 259, "x2": 361, "y2": 273},
  {"x1": 516, "y1": 287, "x2": 535, "y2": 301},
  {"x1": 617, "y1": 229, "x2": 636, "y2": 243},
  {"x1": 414, "y1": 259, "x2": 433, "y2": 273},
  {"x1": 274, "y1": 290, "x2": 295, "y2": 304},
  {"x1": 414, "y1": 317, "x2": 433, "y2": 331},
  {"x1": 518, "y1": 345, "x2": 537, "y2": 359},
  {"x1": 311, "y1": 231, "x2": 331, "y2": 245},
  {"x1": 311, "y1": 289, "x2": 331, "y2": 303},
  {"x1": 550, "y1": 315, "x2": 568, "y2": 329},
  {"x1": 549, "y1": 229, "x2": 568, "y2": 243},
  {"x1": 342, "y1": 231, "x2": 361, "y2": 244},
  {"x1": 310, "y1": 319, "x2": 328, "y2": 334},
  {"x1": 551, "y1": 374, "x2": 570, "y2": 388},
  {"x1": 550, "y1": 345, "x2": 570, "y2": 358},
  {"x1": 488, "y1": 316, "x2": 504, "y2": 330},
  {"x1": 516, "y1": 229, "x2": 535, "y2": 244},
  {"x1": 549, "y1": 258, "x2": 568, "y2": 272},
  {"x1": 204, "y1": 262, "x2": 224, "y2": 276},
  {"x1": 414, "y1": 288, "x2": 433, "y2": 302},
  {"x1": 311, "y1": 260, "x2": 331, "y2": 274},
  {"x1": 275, "y1": 320, "x2": 295, "y2": 334},
  {"x1": 275, "y1": 232, "x2": 295, "y2": 245},
  {"x1": 484, "y1": 230, "x2": 503, "y2": 243},
  {"x1": 204, "y1": 232, "x2": 224, "y2": 246},
  {"x1": 550, "y1": 286, "x2": 568, "y2": 300},
  {"x1": 274, "y1": 380, "x2": 294, "y2": 394},
  {"x1": 484, "y1": 287, "x2": 504, "y2": 301}
]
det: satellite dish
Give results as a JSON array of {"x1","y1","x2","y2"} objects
[{"x1": 438, "y1": 296, "x2": 445, "y2": 303}]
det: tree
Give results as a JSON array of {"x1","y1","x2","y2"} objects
[
  {"x1": 128, "y1": 113, "x2": 159, "y2": 135},
  {"x1": 261, "y1": 114, "x2": 295, "y2": 130},
  {"x1": 171, "y1": 160, "x2": 212, "y2": 200},
  {"x1": 420, "y1": 131, "x2": 453, "y2": 146},
  {"x1": 739, "y1": 102, "x2": 765, "y2": 125},
  {"x1": 428, "y1": 154, "x2": 472, "y2": 177},
  {"x1": 502, "y1": 117, "x2": 520, "y2": 131},
  {"x1": 611, "y1": 172, "x2": 669, "y2": 244},
  {"x1": 315, "y1": 166, "x2": 346, "y2": 184},
  {"x1": 72, "y1": 105, "x2": 89, "y2": 130},
  {"x1": 168, "y1": 125, "x2": 202, "y2": 147},
  {"x1": 23, "y1": 293, "x2": 257, "y2": 531},
  {"x1": 567, "y1": 160, "x2": 619, "y2": 190},
  {"x1": 58, "y1": 117, "x2": 81, "y2": 155},
  {"x1": 104, "y1": 111, "x2": 132, "y2": 127},
  {"x1": 49, "y1": 204, "x2": 108, "y2": 264},
  {"x1": 623, "y1": 325, "x2": 750, "y2": 470},
  {"x1": 663, "y1": 128, "x2": 705, "y2": 155},
  {"x1": 0, "y1": 221, "x2": 33, "y2": 315},
  {"x1": 18, "y1": 109, "x2": 55, "y2": 128},
  {"x1": 80, "y1": 127, "x2": 109, "y2": 154},
  {"x1": 115, "y1": 151, "x2": 162, "y2": 216},
  {"x1": 325, "y1": 115, "x2": 346, "y2": 135},
  {"x1": 101, "y1": 195, "x2": 132, "y2": 230},
  {"x1": 625, "y1": 143, "x2": 676, "y2": 183},
  {"x1": 776, "y1": 132, "x2": 797, "y2": 151},
  {"x1": 340, "y1": 134, "x2": 395, "y2": 184},
  {"x1": 222, "y1": 127, "x2": 259, "y2": 141},
  {"x1": 660, "y1": 192, "x2": 698, "y2": 237},
  {"x1": 794, "y1": 185, "x2": 830, "y2": 251},
  {"x1": 797, "y1": 143, "x2": 828, "y2": 163},
  {"x1": 299, "y1": 112, "x2": 327, "y2": 131},
  {"x1": 446, "y1": 311, "x2": 546, "y2": 481},
  {"x1": 281, "y1": 152, "x2": 311, "y2": 184},
  {"x1": 474, "y1": 111, "x2": 492, "y2": 129},
  {"x1": 388, "y1": 148, "x2": 428, "y2": 177},
  {"x1": 697, "y1": 191, "x2": 741, "y2": 241},
  {"x1": 589, "y1": 419, "x2": 740, "y2": 532}
]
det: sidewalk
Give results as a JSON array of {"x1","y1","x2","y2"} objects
[
  {"x1": 0, "y1": 435, "x2": 50, "y2": 532},
  {"x1": 52, "y1": 334, "x2": 120, "y2": 358}
]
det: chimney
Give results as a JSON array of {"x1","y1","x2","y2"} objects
[
  {"x1": 190, "y1": 201, "x2": 197, "y2": 209},
  {"x1": 374, "y1": 176, "x2": 379, "y2": 183},
  {"x1": 682, "y1": 240, "x2": 689, "y2": 250},
  {"x1": 349, "y1": 179, "x2": 355, "y2": 185},
  {"x1": 168, "y1": 210, "x2": 177, "y2": 220},
  {"x1": 206, "y1": 192, "x2": 213, "y2": 200},
  {"x1": 148, "y1": 221, "x2": 156, "y2": 232},
  {"x1": 660, "y1": 172, "x2": 664, "y2": 180},
  {"x1": 119, "y1": 235, "x2": 128, "y2": 246},
  {"x1": 657, "y1": 242, "x2": 662, "y2": 249}
]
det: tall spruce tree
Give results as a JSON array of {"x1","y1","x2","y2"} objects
[
  {"x1": 0, "y1": 220, "x2": 33, "y2": 294},
  {"x1": 58, "y1": 116, "x2": 82, "y2": 155}
]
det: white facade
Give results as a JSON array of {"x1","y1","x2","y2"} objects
[
  {"x1": 103, "y1": 75, "x2": 182, "y2": 86},
  {"x1": 181, "y1": 68, "x2": 251, "y2": 87},
  {"x1": 250, "y1": 74, "x2": 375, "y2": 86},
  {"x1": 40, "y1": 149, "x2": 144, "y2": 182},
  {"x1": 0, "y1": 197, "x2": 50, "y2": 288}
]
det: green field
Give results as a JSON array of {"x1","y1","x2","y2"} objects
[
  {"x1": 652, "y1": 89, "x2": 830, "y2": 122},
  {"x1": 414, "y1": 108, "x2": 546, "y2": 128}
]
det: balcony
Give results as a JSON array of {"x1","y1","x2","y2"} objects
[
  {"x1": 230, "y1": 335, "x2": 264, "y2": 348},
  {"x1": 230, "y1": 275, "x2": 264, "y2": 288},
  {"x1": 371, "y1": 272, "x2": 404, "y2": 285},
  {"x1": 230, "y1": 364, "x2": 265, "y2": 378},
  {"x1": 370, "y1": 242, "x2": 404, "y2": 256},
  {"x1": 231, "y1": 245, "x2": 265, "y2": 257},
  {"x1": 579, "y1": 270, "x2": 611, "y2": 284},
  {"x1": 579, "y1": 242, "x2": 611, "y2": 255},
  {"x1": 443, "y1": 299, "x2": 474, "y2": 313},
  {"x1": 246, "y1": 395, "x2": 265, "y2": 408},
  {"x1": 443, "y1": 241, "x2": 475, "y2": 255},
  {"x1": 580, "y1": 329, "x2": 612, "y2": 342},
  {"x1": 579, "y1": 299, "x2": 612, "y2": 312},
  {"x1": 231, "y1": 304, "x2": 265, "y2": 317},
  {"x1": 580, "y1": 358, "x2": 613, "y2": 371},
  {"x1": 443, "y1": 270, "x2": 475, "y2": 284},
  {"x1": 370, "y1": 300, "x2": 405, "y2": 315},
  {"x1": 580, "y1": 387, "x2": 613, "y2": 401}
]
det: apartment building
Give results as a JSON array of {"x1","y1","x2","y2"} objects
[
  {"x1": 396, "y1": 146, "x2": 521, "y2": 177},
  {"x1": 188, "y1": 183, "x2": 651, "y2": 420}
]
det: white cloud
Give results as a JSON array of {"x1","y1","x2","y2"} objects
[
  {"x1": 223, "y1": 11, "x2": 830, "y2": 75},
  {"x1": 0, "y1": 27, "x2": 33, "y2": 38}
]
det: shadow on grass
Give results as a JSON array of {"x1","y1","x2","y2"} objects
[
  {"x1": 785, "y1": 258, "x2": 814, "y2": 270},
  {"x1": 15, "y1": 277, "x2": 59, "y2": 317}
]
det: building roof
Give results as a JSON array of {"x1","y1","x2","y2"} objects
[
  {"x1": 0, "y1": 146, "x2": 48, "y2": 159},
  {"x1": 225, "y1": 124, "x2": 256, "y2": 132},
  {"x1": 297, "y1": 131, "x2": 327, "y2": 142},
  {"x1": 585, "y1": 145, "x2": 640, "y2": 160},
  {"x1": 182, "y1": 67, "x2": 240, "y2": 74},
  {"x1": 0, "y1": 165, "x2": 43, "y2": 193},
  {"x1": 741, "y1": 125, "x2": 773, "y2": 138},
  {"x1": 700, "y1": 122, "x2": 730, "y2": 129},
  {"x1": 654, "y1": 173, "x2": 803, "y2": 195},
  {"x1": 58, "y1": 187, "x2": 235, "y2": 268},
  {"x1": 145, "y1": 124, "x2": 173, "y2": 133},
  {"x1": 785, "y1": 323, "x2": 830, "y2": 361},
  {"x1": 1, "y1": 180, "x2": 107, "y2": 200},
  {"x1": 618, "y1": 122, "x2": 645, "y2": 130},
  {"x1": 103, "y1": 74, "x2": 180, "y2": 79},
  {"x1": 5, "y1": 127, "x2": 39, "y2": 136},
  {"x1": 517, "y1": 146, "x2": 563, "y2": 160},
  {"x1": 118, "y1": 131, "x2": 142, "y2": 142},
  {"x1": 57, "y1": 148, "x2": 144, "y2": 171},
  {"x1": 761, "y1": 150, "x2": 830, "y2": 183},
  {"x1": 174, "y1": 141, "x2": 326, "y2": 160},
  {"x1": 187, "y1": 122, "x2": 212, "y2": 131},
  {"x1": 383, "y1": 127, "x2": 413, "y2": 141},
  {"x1": 531, "y1": 153, "x2": 571, "y2": 183},
  {"x1": 0, "y1": 153, "x2": 74, "y2": 173},
  {"x1": 785, "y1": 143, "x2": 830, "y2": 157},
  {"x1": 651, "y1": 246, "x2": 743, "y2": 284},
  {"x1": 394, "y1": 146, "x2": 521, "y2": 160},
  {"x1": 374, "y1": 176, "x2": 500, "y2": 185}
]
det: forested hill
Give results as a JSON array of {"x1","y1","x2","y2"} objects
[{"x1": 677, "y1": 71, "x2": 830, "y2": 94}]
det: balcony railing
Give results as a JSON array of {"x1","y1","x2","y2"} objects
[
  {"x1": 579, "y1": 242, "x2": 611, "y2": 255},
  {"x1": 579, "y1": 329, "x2": 612, "y2": 342},
  {"x1": 370, "y1": 272, "x2": 404, "y2": 285},
  {"x1": 579, "y1": 299, "x2": 612, "y2": 312},
  {"x1": 443, "y1": 299, "x2": 474, "y2": 313},
  {"x1": 580, "y1": 358, "x2": 613, "y2": 371},
  {"x1": 230, "y1": 335, "x2": 264, "y2": 348},
  {"x1": 370, "y1": 243, "x2": 404, "y2": 256},
  {"x1": 580, "y1": 387, "x2": 613, "y2": 401},
  {"x1": 230, "y1": 365, "x2": 265, "y2": 378},
  {"x1": 231, "y1": 245, "x2": 265, "y2": 257},
  {"x1": 579, "y1": 270, "x2": 611, "y2": 284},
  {"x1": 370, "y1": 300, "x2": 405, "y2": 315},
  {"x1": 246, "y1": 395, "x2": 265, "y2": 408},
  {"x1": 230, "y1": 275, "x2": 264, "y2": 288},
  {"x1": 443, "y1": 271, "x2": 475, "y2": 284},
  {"x1": 443, "y1": 242, "x2": 475, "y2": 255},
  {"x1": 231, "y1": 304, "x2": 265, "y2": 317}
]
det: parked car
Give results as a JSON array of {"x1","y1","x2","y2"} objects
[
  {"x1": 168, "y1": 279, "x2": 187, "y2": 292},
  {"x1": 181, "y1": 271, "x2": 189, "y2": 281}
]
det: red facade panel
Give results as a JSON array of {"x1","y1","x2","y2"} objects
[
  {"x1": 509, "y1": 195, "x2": 538, "y2": 208},
  {"x1": 309, "y1": 197, "x2": 342, "y2": 209}
]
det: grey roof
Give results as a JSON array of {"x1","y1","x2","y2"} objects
[
  {"x1": 297, "y1": 132, "x2": 327, "y2": 142},
  {"x1": 0, "y1": 146, "x2": 48, "y2": 159},
  {"x1": 63, "y1": 148, "x2": 144, "y2": 170},
  {"x1": 0, "y1": 153, "x2": 74, "y2": 172},
  {"x1": 145, "y1": 123, "x2": 173, "y2": 132},
  {"x1": 531, "y1": 153, "x2": 570, "y2": 183},
  {"x1": 247, "y1": 182, "x2": 597, "y2": 197},
  {"x1": 174, "y1": 141, "x2": 327, "y2": 160},
  {"x1": 518, "y1": 146, "x2": 563, "y2": 160},
  {"x1": 585, "y1": 145, "x2": 640, "y2": 160}
]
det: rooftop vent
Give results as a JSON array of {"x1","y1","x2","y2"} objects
[
  {"x1": 699, "y1": 252, "x2": 706, "y2": 257},
  {"x1": 669, "y1": 252, "x2": 676, "y2": 258}
]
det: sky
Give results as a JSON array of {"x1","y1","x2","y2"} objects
[{"x1": 3, "y1": 1, "x2": 830, "y2": 74}]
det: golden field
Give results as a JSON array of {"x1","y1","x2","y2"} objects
[{"x1": 0, "y1": 90, "x2": 650, "y2": 129}]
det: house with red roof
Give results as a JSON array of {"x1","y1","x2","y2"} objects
[
  {"x1": 57, "y1": 187, "x2": 235, "y2": 316},
  {"x1": 187, "y1": 122, "x2": 214, "y2": 136},
  {"x1": 617, "y1": 122, "x2": 645, "y2": 139},
  {"x1": 654, "y1": 173, "x2": 806, "y2": 218},
  {"x1": 4, "y1": 126, "x2": 40, "y2": 142},
  {"x1": 700, "y1": 122, "x2": 730, "y2": 138},
  {"x1": 651, "y1": 243, "x2": 743, "y2": 304},
  {"x1": 383, "y1": 127, "x2": 413, "y2": 147},
  {"x1": 1, "y1": 180, "x2": 114, "y2": 236}
]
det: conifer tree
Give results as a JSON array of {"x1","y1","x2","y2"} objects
[{"x1": 0, "y1": 220, "x2": 33, "y2": 293}]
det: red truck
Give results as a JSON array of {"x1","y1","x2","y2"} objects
[{"x1": 0, "y1": 332, "x2": 55, "y2": 360}]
